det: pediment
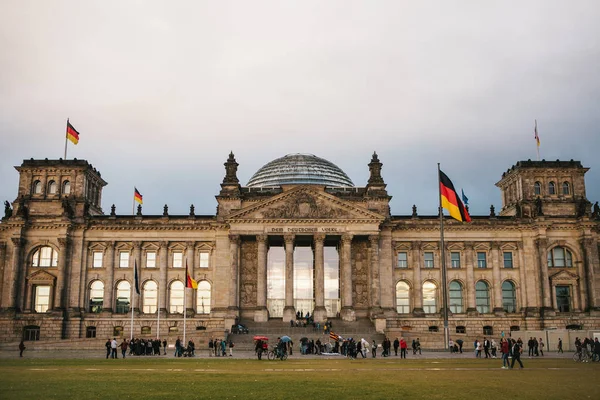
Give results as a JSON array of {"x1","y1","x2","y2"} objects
[
  {"x1": 549, "y1": 269, "x2": 579, "y2": 281},
  {"x1": 226, "y1": 187, "x2": 385, "y2": 222},
  {"x1": 27, "y1": 270, "x2": 57, "y2": 285}
]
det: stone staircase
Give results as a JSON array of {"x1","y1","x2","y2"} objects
[{"x1": 228, "y1": 318, "x2": 386, "y2": 351}]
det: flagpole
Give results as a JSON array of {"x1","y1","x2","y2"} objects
[
  {"x1": 130, "y1": 279, "x2": 135, "y2": 341},
  {"x1": 64, "y1": 119, "x2": 69, "y2": 159},
  {"x1": 132, "y1": 188, "x2": 135, "y2": 216},
  {"x1": 157, "y1": 293, "x2": 160, "y2": 341},
  {"x1": 437, "y1": 163, "x2": 449, "y2": 351},
  {"x1": 183, "y1": 272, "x2": 187, "y2": 346}
]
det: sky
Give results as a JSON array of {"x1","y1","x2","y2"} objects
[{"x1": 1, "y1": 1, "x2": 599, "y2": 217}]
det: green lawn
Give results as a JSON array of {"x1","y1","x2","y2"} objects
[{"x1": 1, "y1": 357, "x2": 598, "y2": 400}]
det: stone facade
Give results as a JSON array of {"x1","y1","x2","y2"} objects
[{"x1": 0, "y1": 155, "x2": 599, "y2": 343}]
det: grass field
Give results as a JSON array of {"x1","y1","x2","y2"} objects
[{"x1": 1, "y1": 356, "x2": 599, "y2": 400}]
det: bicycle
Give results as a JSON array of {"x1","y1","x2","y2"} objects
[
  {"x1": 573, "y1": 350, "x2": 590, "y2": 362},
  {"x1": 268, "y1": 347, "x2": 288, "y2": 361}
]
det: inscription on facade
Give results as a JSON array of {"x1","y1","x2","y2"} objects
[{"x1": 266, "y1": 227, "x2": 343, "y2": 233}]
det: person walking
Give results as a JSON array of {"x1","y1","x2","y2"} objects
[
  {"x1": 483, "y1": 337, "x2": 491, "y2": 358},
  {"x1": 415, "y1": 338, "x2": 421, "y2": 355},
  {"x1": 500, "y1": 338, "x2": 510, "y2": 369},
  {"x1": 120, "y1": 339, "x2": 128, "y2": 359},
  {"x1": 372, "y1": 340, "x2": 377, "y2": 358},
  {"x1": 105, "y1": 338, "x2": 111, "y2": 359},
  {"x1": 539, "y1": 338, "x2": 544, "y2": 356},
  {"x1": 558, "y1": 338, "x2": 563, "y2": 353},
  {"x1": 162, "y1": 339, "x2": 167, "y2": 355},
  {"x1": 510, "y1": 339, "x2": 524, "y2": 369},
  {"x1": 228, "y1": 340, "x2": 234, "y2": 357},
  {"x1": 19, "y1": 340, "x2": 26, "y2": 357},
  {"x1": 393, "y1": 338, "x2": 400, "y2": 356}
]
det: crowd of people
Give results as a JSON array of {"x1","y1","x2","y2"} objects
[
  {"x1": 207, "y1": 338, "x2": 235, "y2": 357},
  {"x1": 104, "y1": 337, "x2": 168, "y2": 359}
]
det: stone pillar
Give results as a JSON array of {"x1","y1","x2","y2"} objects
[
  {"x1": 13, "y1": 238, "x2": 26, "y2": 312},
  {"x1": 379, "y1": 229, "x2": 394, "y2": 311},
  {"x1": 0, "y1": 241, "x2": 7, "y2": 309},
  {"x1": 105, "y1": 242, "x2": 115, "y2": 313},
  {"x1": 228, "y1": 235, "x2": 240, "y2": 313},
  {"x1": 411, "y1": 241, "x2": 424, "y2": 315},
  {"x1": 283, "y1": 234, "x2": 296, "y2": 322},
  {"x1": 491, "y1": 242, "x2": 503, "y2": 314},
  {"x1": 536, "y1": 239, "x2": 553, "y2": 313},
  {"x1": 369, "y1": 235, "x2": 381, "y2": 312},
  {"x1": 517, "y1": 242, "x2": 528, "y2": 312},
  {"x1": 186, "y1": 241, "x2": 196, "y2": 313},
  {"x1": 159, "y1": 241, "x2": 168, "y2": 315},
  {"x1": 340, "y1": 234, "x2": 355, "y2": 321},
  {"x1": 313, "y1": 233, "x2": 326, "y2": 322},
  {"x1": 254, "y1": 234, "x2": 269, "y2": 322},
  {"x1": 54, "y1": 237, "x2": 70, "y2": 310},
  {"x1": 580, "y1": 238, "x2": 598, "y2": 310},
  {"x1": 133, "y1": 241, "x2": 142, "y2": 311},
  {"x1": 464, "y1": 242, "x2": 476, "y2": 313}
]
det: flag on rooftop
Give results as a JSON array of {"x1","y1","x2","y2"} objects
[
  {"x1": 66, "y1": 119, "x2": 80, "y2": 145},
  {"x1": 440, "y1": 170, "x2": 471, "y2": 222}
]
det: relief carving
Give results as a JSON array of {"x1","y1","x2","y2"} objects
[
  {"x1": 240, "y1": 241, "x2": 258, "y2": 308},
  {"x1": 262, "y1": 192, "x2": 353, "y2": 219},
  {"x1": 352, "y1": 241, "x2": 369, "y2": 307}
]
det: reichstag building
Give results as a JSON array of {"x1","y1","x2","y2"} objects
[{"x1": 0, "y1": 152, "x2": 599, "y2": 343}]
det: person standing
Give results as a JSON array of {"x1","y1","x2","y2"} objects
[
  {"x1": 228, "y1": 340, "x2": 234, "y2": 357},
  {"x1": 415, "y1": 338, "x2": 421, "y2": 355},
  {"x1": 105, "y1": 338, "x2": 111, "y2": 359},
  {"x1": 539, "y1": 338, "x2": 544, "y2": 356},
  {"x1": 491, "y1": 339, "x2": 497, "y2": 358},
  {"x1": 120, "y1": 339, "x2": 128, "y2": 359},
  {"x1": 528, "y1": 337, "x2": 534, "y2": 357},
  {"x1": 393, "y1": 338, "x2": 400, "y2": 356},
  {"x1": 175, "y1": 337, "x2": 181, "y2": 357},
  {"x1": 111, "y1": 338, "x2": 118, "y2": 359},
  {"x1": 510, "y1": 339, "x2": 524, "y2": 369},
  {"x1": 372, "y1": 340, "x2": 377, "y2": 358},
  {"x1": 500, "y1": 338, "x2": 510, "y2": 369},
  {"x1": 400, "y1": 337, "x2": 407, "y2": 359},
  {"x1": 19, "y1": 340, "x2": 26, "y2": 357},
  {"x1": 449, "y1": 338, "x2": 454, "y2": 354},
  {"x1": 558, "y1": 338, "x2": 563, "y2": 353},
  {"x1": 162, "y1": 339, "x2": 167, "y2": 355},
  {"x1": 255, "y1": 339, "x2": 263, "y2": 360},
  {"x1": 483, "y1": 337, "x2": 491, "y2": 358},
  {"x1": 533, "y1": 337, "x2": 539, "y2": 357},
  {"x1": 475, "y1": 340, "x2": 482, "y2": 358}
]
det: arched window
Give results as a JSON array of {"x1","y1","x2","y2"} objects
[
  {"x1": 423, "y1": 281, "x2": 437, "y2": 314},
  {"x1": 548, "y1": 181, "x2": 556, "y2": 195},
  {"x1": 48, "y1": 180, "x2": 57, "y2": 194},
  {"x1": 169, "y1": 281, "x2": 184, "y2": 313},
  {"x1": 475, "y1": 281, "x2": 490, "y2": 313},
  {"x1": 547, "y1": 247, "x2": 573, "y2": 267},
  {"x1": 33, "y1": 180, "x2": 42, "y2": 194},
  {"x1": 89, "y1": 280, "x2": 104, "y2": 313},
  {"x1": 502, "y1": 281, "x2": 517, "y2": 313},
  {"x1": 115, "y1": 281, "x2": 131, "y2": 313},
  {"x1": 32, "y1": 246, "x2": 58, "y2": 267},
  {"x1": 449, "y1": 281, "x2": 463, "y2": 313},
  {"x1": 395, "y1": 281, "x2": 410, "y2": 314},
  {"x1": 63, "y1": 180, "x2": 71, "y2": 195},
  {"x1": 534, "y1": 181, "x2": 541, "y2": 195},
  {"x1": 562, "y1": 181, "x2": 570, "y2": 195},
  {"x1": 197, "y1": 280, "x2": 211, "y2": 314},
  {"x1": 143, "y1": 281, "x2": 158, "y2": 313}
]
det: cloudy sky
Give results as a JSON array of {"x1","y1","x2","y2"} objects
[{"x1": 1, "y1": 0, "x2": 599, "y2": 217}]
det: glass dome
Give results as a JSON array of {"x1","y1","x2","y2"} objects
[{"x1": 247, "y1": 154, "x2": 354, "y2": 188}]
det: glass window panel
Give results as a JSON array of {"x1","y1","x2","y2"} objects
[
  {"x1": 93, "y1": 251, "x2": 103, "y2": 268},
  {"x1": 556, "y1": 285, "x2": 571, "y2": 312},
  {"x1": 116, "y1": 281, "x2": 131, "y2": 313},
  {"x1": 534, "y1": 182, "x2": 541, "y2": 195},
  {"x1": 169, "y1": 281, "x2": 184, "y2": 313},
  {"x1": 449, "y1": 281, "x2": 463, "y2": 313},
  {"x1": 396, "y1": 281, "x2": 410, "y2": 313},
  {"x1": 199, "y1": 252, "x2": 209, "y2": 268},
  {"x1": 33, "y1": 181, "x2": 42, "y2": 194},
  {"x1": 549, "y1": 182, "x2": 556, "y2": 195},
  {"x1": 503, "y1": 252, "x2": 513, "y2": 268},
  {"x1": 476, "y1": 281, "x2": 490, "y2": 313},
  {"x1": 423, "y1": 281, "x2": 437, "y2": 314},
  {"x1": 424, "y1": 252, "x2": 434, "y2": 268},
  {"x1": 293, "y1": 246, "x2": 314, "y2": 314},
  {"x1": 197, "y1": 281, "x2": 211, "y2": 314},
  {"x1": 502, "y1": 281, "x2": 516, "y2": 313},
  {"x1": 89, "y1": 280, "x2": 104, "y2": 313},
  {"x1": 477, "y1": 252, "x2": 487, "y2": 268},
  {"x1": 143, "y1": 281, "x2": 157, "y2": 313},
  {"x1": 146, "y1": 251, "x2": 156, "y2": 268},
  {"x1": 172, "y1": 251, "x2": 183, "y2": 268},
  {"x1": 48, "y1": 180, "x2": 57, "y2": 194},
  {"x1": 324, "y1": 246, "x2": 340, "y2": 317},
  {"x1": 451, "y1": 252, "x2": 461, "y2": 268},
  {"x1": 397, "y1": 252, "x2": 408, "y2": 268},
  {"x1": 267, "y1": 246, "x2": 285, "y2": 317},
  {"x1": 35, "y1": 286, "x2": 51, "y2": 312},
  {"x1": 553, "y1": 248, "x2": 565, "y2": 267},
  {"x1": 562, "y1": 182, "x2": 570, "y2": 195},
  {"x1": 63, "y1": 181, "x2": 71, "y2": 194},
  {"x1": 119, "y1": 251, "x2": 130, "y2": 268}
]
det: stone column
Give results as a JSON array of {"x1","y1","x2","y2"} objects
[
  {"x1": 228, "y1": 235, "x2": 240, "y2": 312},
  {"x1": 464, "y1": 242, "x2": 476, "y2": 313},
  {"x1": 186, "y1": 241, "x2": 196, "y2": 313},
  {"x1": 254, "y1": 234, "x2": 269, "y2": 322},
  {"x1": 491, "y1": 242, "x2": 503, "y2": 313},
  {"x1": 133, "y1": 241, "x2": 142, "y2": 311},
  {"x1": 580, "y1": 238, "x2": 597, "y2": 310},
  {"x1": 54, "y1": 237, "x2": 70, "y2": 310},
  {"x1": 13, "y1": 238, "x2": 26, "y2": 312},
  {"x1": 159, "y1": 241, "x2": 168, "y2": 315},
  {"x1": 536, "y1": 239, "x2": 553, "y2": 313},
  {"x1": 340, "y1": 233, "x2": 355, "y2": 321},
  {"x1": 411, "y1": 241, "x2": 424, "y2": 315},
  {"x1": 517, "y1": 242, "x2": 528, "y2": 312},
  {"x1": 105, "y1": 241, "x2": 117, "y2": 312},
  {"x1": 313, "y1": 233, "x2": 326, "y2": 322},
  {"x1": 369, "y1": 235, "x2": 381, "y2": 312},
  {"x1": 283, "y1": 234, "x2": 296, "y2": 322}
]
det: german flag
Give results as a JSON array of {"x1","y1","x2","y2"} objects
[
  {"x1": 185, "y1": 262, "x2": 197, "y2": 289},
  {"x1": 134, "y1": 187, "x2": 143, "y2": 204},
  {"x1": 329, "y1": 331, "x2": 340, "y2": 341},
  {"x1": 66, "y1": 119, "x2": 80, "y2": 144},
  {"x1": 440, "y1": 170, "x2": 471, "y2": 222}
]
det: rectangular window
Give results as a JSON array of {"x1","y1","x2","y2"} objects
[
  {"x1": 35, "y1": 286, "x2": 51, "y2": 313},
  {"x1": 503, "y1": 252, "x2": 513, "y2": 268},
  {"x1": 146, "y1": 251, "x2": 156, "y2": 268},
  {"x1": 451, "y1": 252, "x2": 461, "y2": 268},
  {"x1": 172, "y1": 251, "x2": 183, "y2": 268},
  {"x1": 477, "y1": 252, "x2": 487, "y2": 268},
  {"x1": 199, "y1": 252, "x2": 209, "y2": 268},
  {"x1": 92, "y1": 251, "x2": 103, "y2": 268},
  {"x1": 119, "y1": 251, "x2": 130, "y2": 268},
  {"x1": 397, "y1": 252, "x2": 408, "y2": 268},
  {"x1": 424, "y1": 252, "x2": 434, "y2": 268},
  {"x1": 556, "y1": 285, "x2": 571, "y2": 312}
]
